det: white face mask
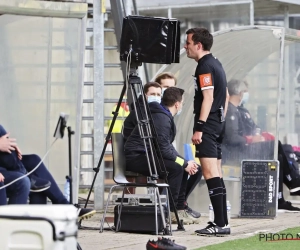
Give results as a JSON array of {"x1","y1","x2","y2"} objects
[
  {"x1": 161, "y1": 87, "x2": 167, "y2": 96},
  {"x1": 240, "y1": 92, "x2": 249, "y2": 105},
  {"x1": 147, "y1": 95, "x2": 161, "y2": 104},
  {"x1": 176, "y1": 107, "x2": 182, "y2": 116}
]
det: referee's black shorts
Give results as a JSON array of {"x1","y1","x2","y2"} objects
[{"x1": 193, "y1": 114, "x2": 225, "y2": 160}]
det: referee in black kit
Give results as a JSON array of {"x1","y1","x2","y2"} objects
[{"x1": 184, "y1": 27, "x2": 230, "y2": 236}]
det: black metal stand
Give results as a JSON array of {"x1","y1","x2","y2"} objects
[{"x1": 67, "y1": 126, "x2": 75, "y2": 205}]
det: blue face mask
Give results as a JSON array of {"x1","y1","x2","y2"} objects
[
  {"x1": 147, "y1": 95, "x2": 161, "y2": 104},
  {"x1": 241, "y1": 92, "x2": 249, "y2": 105}
]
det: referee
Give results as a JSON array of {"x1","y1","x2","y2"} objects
[{"x1": 184, "y1": 27, "x2": 230, "y2": 236}]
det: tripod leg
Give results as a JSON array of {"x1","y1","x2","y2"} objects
[
  {"x1": 77, "y1": 242, "x2": 83, "y2": 250},
  {"x1": 100, "y1": 185, "x2": 117, "y2": 233}
]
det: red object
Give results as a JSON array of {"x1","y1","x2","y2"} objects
[
  {"x1": 245, "y1": 136, "x2": 253, "y2": 144},
  {"x1": 261, "y1": 132, "x2": 275, "y2": 141}
]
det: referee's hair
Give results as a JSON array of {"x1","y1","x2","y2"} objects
[
  {"x1": 162, "y1": 87, "x2": 184, "y2": 107},
  {"x1": 186, "y1": 27, "x2": 213, "y2": 51},
  {"x1": 227, "y1": 79, "x2": 248, "y2": 96}
]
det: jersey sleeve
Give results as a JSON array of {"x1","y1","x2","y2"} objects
[{"x1": 196, "y1": 63, "x2": 214, "y2": 91}]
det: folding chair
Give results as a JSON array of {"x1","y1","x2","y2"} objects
[{"x1": 99, "y1": 133, "x2": 171, "y2": 235}]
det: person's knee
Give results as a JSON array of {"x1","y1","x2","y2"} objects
[
  {"x1": 29, "y1": 154, "x2": 41, "y2": 163},
  {"x1": 18, "y1": 177, "x2": 31, "y2": 193}
]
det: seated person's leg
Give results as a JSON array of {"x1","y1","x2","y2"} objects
[
  {"x1": 0, "y1": 181, "x2": 7, "y2": 205},
  {"x1": 183, "y1": 166, "x2": 202, "y2": 219},
  {"x1": 22, "y1": 154, "x2": 68, "y2": 204},
  {"x1": 1, "y1": 168, "x2": 30, "y2": 204}
]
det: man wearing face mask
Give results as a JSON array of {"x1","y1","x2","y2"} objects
[
  {"x1": 124, "y1": 87, "x2": 200, "y2": 224},
  {"x1": 224, "y1": 79, "x2": 300, "y2": 212},
  {"x1": 122, "y1": 82, "x2": 162, "y2": 142}
]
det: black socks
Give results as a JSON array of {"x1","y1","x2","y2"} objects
[
  {"x1": 220, "y1": 178, "x2": 228, "y2": 225},
  {"x1": 206, "y1": 177, "x2": 225, "y2": 227}
]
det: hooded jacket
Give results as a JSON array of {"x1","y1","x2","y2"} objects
[{"x1": 124, "y1": 102, "x2": 188, "y2": 168}]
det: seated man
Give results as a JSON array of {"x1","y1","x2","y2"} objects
[
  {"x1": 124, "y1": 87, "x2": 199, "y2": 224},
  {"x1": 0, "y1": 126, "x2": 96, "y2": 219},
  {"x1": 223, "y1": 79, "x2": 300, "y2": 212},
  {"x1": 123, "y1": 79, "x2": 202, "y2": 219}
]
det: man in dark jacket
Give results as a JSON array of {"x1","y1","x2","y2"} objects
[
  {"x1": 123, "y1": 79, "x2": 202, "y2": 219},
  {"x1": 125, "y1": 87, "x2": 199, "y2": 224},
  {"x1": 122, "y1": 82, "x2": 162, "y2": 142},
  {"x1": 224, "y1": 79, "x2": 300, "y2": 212}
]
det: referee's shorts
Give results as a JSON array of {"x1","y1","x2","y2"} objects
[{"x1": 193, "y1": 114, "x2": 225, "y2": 160}]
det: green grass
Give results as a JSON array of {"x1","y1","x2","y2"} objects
[{"x1": 195, "y1": 227, "x2": 300, "y2": 250}]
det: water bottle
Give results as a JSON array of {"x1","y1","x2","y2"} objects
[
  {"x1": 227, "y1": 200, "x2": 231, "y2": 224},
  {"x1": 209, "y1": 204, "x2": 214, "y2": 222},
  {"x1": 64, "y1": 176, "x2": 70, "y2": 202}
]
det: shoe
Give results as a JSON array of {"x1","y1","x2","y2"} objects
[
  {"x1": 278, "y1": 201, "x2": 300, "y2": 212},
  {"x1": 75, "y1": 204, "x2": 96, "y2": 220},
  {"x1": 30, "y1": 176, "x2": 51, "y2": 192},
  {"x1": 185, "y1": 205, "x2": 201, "y2": 218},
  {"x1": 289, "y1": 178, "x2": 300, "y2": 193},
  {"x1": 171, "y1": 210, "x2": 193, "y2": 225},
  {"x1": 184, "y1": 208, "x2": 201, "y2": 224},
  {"x1": 146, "y1": 237, "x2": 187, "y2": 250},
  {"x1": 195, "y1": 221, "x2": 230, "y2": 237}
]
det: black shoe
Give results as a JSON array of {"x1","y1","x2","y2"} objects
[
  {"x1": 75, "y1": 204, "x2": 96, "y2": 220},
  {"x1": 195, "y1": 222, "x2": 230, "y2": 237},
  {"x1": 30, "y1": 176, "x2": 51, "y2": 192},
  {"x1": 278, "y1": 201, "x2": 300, "y2": 212},
  {"x1": 185, "y1": 205, "x2": 201, "y2": 218},
  {"x1": 289, "y1": 178, "x2": 300, "y2": 193},
  {"x1": 146, "y1": 237, "x2": 186, "y2": 250}
]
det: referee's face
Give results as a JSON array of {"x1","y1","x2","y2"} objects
[{"x1": 184, "y1": 34, "x2": 198, "y2": 60}]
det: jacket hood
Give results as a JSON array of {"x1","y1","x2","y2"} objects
[{"x1": 149, "y1": 102, "x2": 173, "y2": 119}]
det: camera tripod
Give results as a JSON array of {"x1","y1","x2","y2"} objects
[{"x1": 81, "y1": 62, "x2": 185, "y2": 233}]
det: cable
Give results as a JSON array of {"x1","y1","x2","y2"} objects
[{"x1": 0, "y1": 138, "x2": 58, "y2": 190}]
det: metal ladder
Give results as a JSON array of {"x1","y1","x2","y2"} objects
[{"x1": 79, "y1": 0, "x2": 128, "y2": 210}]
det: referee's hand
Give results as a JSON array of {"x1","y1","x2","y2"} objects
[{"x1": 192, "y1": 131, "x2": 202, "y2": 145}]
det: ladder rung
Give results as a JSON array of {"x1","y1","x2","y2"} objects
[
  {"x1": 86, "y1": 28, "x2": 115, "y2": 32},
  {"x1": 82, "y1": 116, "x2": 93, "y2": 120},
  {"x1": 81, "y1": 134, "x2": 94, "y2": 138},
  {"x1": 84, "y1": 82, "x2": 94, "y2": 86},
  {"x1": 104, "y1": 116, "x2": 127, "y2": 121},
  {"x1": 104, "y1": 81, "x2": 124, "y2": 86},
  {"x1": 85, "y1": 46, "x2": 118, "y2": 51},
  {"x1": 79, "y1": 185, "x2": 93, "y2": 189},
  {"x1": 81, "y1": 151, "x2": 93, "y2": 155},
  {"x1": 104, "y1": 63, "x2": 121, "y2": 68},
  {"x1": 80, "y1": 168, "x2": 112, "y2": 172},
  {"x1": 83, "y1": 99, "x2": 93, "y2": 103},
  {"x1": 85, "y1": 64, "x2": 93, "y2": 68},
  {"x1": 104, "y1": 99, "x2": 123, "y2": 103},
  {"x1": 105, "y1": 46, "x2": 118, "y2": 50},
  {"x1": 80, "y1": 151, "x2": 112, "y2": 155}
]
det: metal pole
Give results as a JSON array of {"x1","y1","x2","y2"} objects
[
  {"x1": 93, "y1": 0, "x2": 105, "y2": 210},
  {"x1": 168, "y1": 8, "x2": 172, "y2": 18},
  {"x1": 249, "y1": 1, "x2": 254, "y2": 25},
  {"x1": 275, "y1": 28, "x2": 286, "y2": 161}
]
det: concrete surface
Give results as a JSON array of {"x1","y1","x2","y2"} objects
[{"x1": 78, "y1": 207, "x2": 300, "y2": 250}]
